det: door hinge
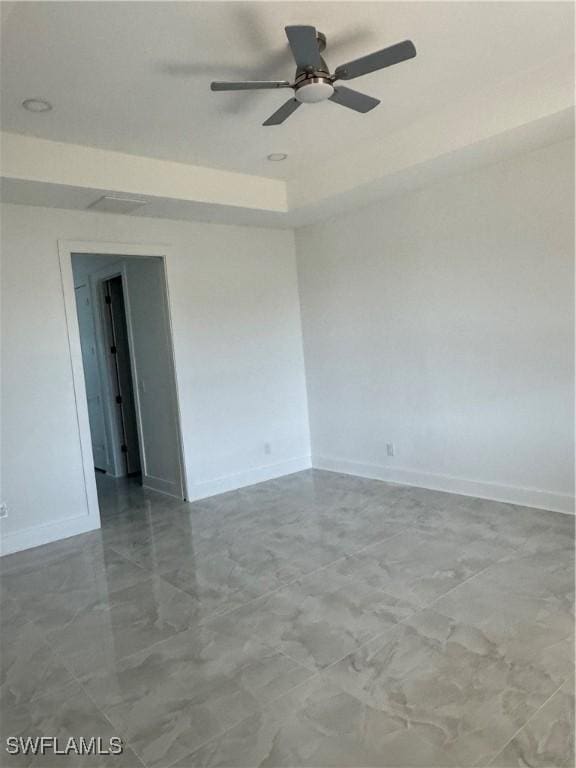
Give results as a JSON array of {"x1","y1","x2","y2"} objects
[
  {"x1": 110, "y1": 345, "x2": 117, "y2": 354},
  {"x1": 115, "y1": 395, "x2": 123, "y2": 405},
  {"x1": 121, "y1": 444, "x2": 128, "y2": 453},
  {"x1": 104, "y1": 295, "x2": 112, "y2": 305}
]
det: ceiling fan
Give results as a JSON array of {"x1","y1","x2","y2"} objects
[{"x1": 211, "y1": 25, "x2": 416, "y2": 126}]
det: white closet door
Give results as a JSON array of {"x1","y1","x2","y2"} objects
[{"x1": 75, "y1": 283, "x2": 109, "y2": 471}]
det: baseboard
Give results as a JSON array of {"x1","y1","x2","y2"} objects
[
  {"x1": 142, "y1": 474, "x2": 181, "y2": 499},
  {"x1": 312, "y1": 455, "x2": 575, "y2": 515},
  {"x1": 187, "y1": 456, "x2": 312, "y2": 501},
  {"x1": 0, "y1": 514, "x2": 100, "y2": 557}
]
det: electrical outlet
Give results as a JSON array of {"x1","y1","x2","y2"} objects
[
  {"x1": 264, "y1": 442, "x2": 272, "y2": 456},
  {"x1": 386, "y1": 442, "x2": 395, "y2": 457},
  {"x1": 0, "y1": 503, "x2": 7, "y2": 519}
]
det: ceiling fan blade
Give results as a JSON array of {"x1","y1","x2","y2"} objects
[
  {"x1": 263, "y1": 98, "x2": 301, "y2": 126},
  {"x1": 334, "y1": 40, "x2": 416, "y2": 81},
  {"x1": 285, "y1": 25, "x2": 323, "y2": 71},
  {"x1": 211, "y1": 80, "x2": 291, "y2": 91},
  {"x1": 329, "y1": 86, "x2": 380, "y2": 113}
]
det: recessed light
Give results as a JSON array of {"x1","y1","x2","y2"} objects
[
  {"x1": 267, "y1": 153, "x2": 287, "y2": 162},
  {"x1": 22, "y1": 98, "x2": 53, "y2": 113}
]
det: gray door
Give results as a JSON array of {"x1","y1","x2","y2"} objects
[{"x1": 122, "y1": 258, "x2": 185, "y2": 498}]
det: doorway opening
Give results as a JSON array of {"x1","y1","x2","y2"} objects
[
  {"x1": 102, "y1": 275, "x2": 141, "y2": 479},
  {"x1": 70, "y1": 252, "x2": 186, "y2": 515}
]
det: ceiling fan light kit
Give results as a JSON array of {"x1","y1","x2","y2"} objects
[
  {"x1": 211, "y1": 25, "x2": 416, "y2": 126},
  {"x1": 295, "y1": 78, "x2": 334, "y2": 103}
]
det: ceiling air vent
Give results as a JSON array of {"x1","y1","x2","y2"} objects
[{"x1": 88, "y1": 194, "x2": 147, "y2": 214}]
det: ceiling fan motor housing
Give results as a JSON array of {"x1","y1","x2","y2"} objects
[
  {"x1": 294, "y1": 33, "x2": 333, "y2": 104},
  {"x1": 294, "y1": 76, "x2": 334, "y2": 103}
]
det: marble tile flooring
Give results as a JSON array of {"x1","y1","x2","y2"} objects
[{"x1": 1, "y1": 470, "x2": 574, "y2": 767}]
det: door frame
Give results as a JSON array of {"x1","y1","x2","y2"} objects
[{"x1": 58, "y1": 240, "x2": 189, "y2": 526}]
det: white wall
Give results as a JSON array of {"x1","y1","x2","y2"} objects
[
  {"x1": 0, "y1": 204, "x2": 310, "y2": 553},
  {"x1": 296, "y1": 139, "x2": 574, "y2": 513},
  {"x1": 1, "y1": 138, "x2": 572, "y2": 557}
]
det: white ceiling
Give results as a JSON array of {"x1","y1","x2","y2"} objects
[
  {"x1": 2, "y1": 1, "x2": 573, "y2": 181},
  {"x1": 3, "y1": 106, "x2": 572, "y2": 230}
]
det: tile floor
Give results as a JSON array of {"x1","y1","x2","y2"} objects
[{"x1": 1, "y1": 470, "x2": 574, "y2": 767}]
